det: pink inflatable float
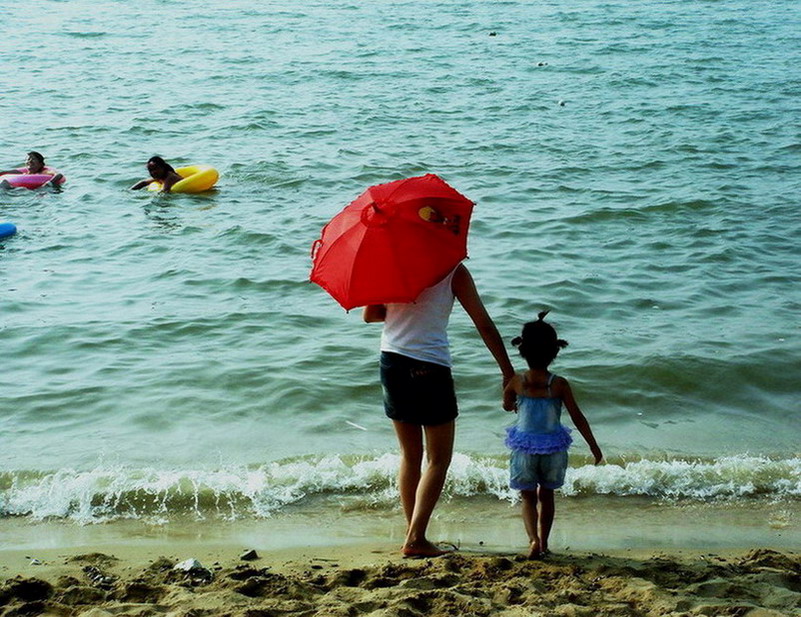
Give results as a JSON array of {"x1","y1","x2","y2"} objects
[{"x1": 0, "y1": 169, "x2": 66, "y2": 189}]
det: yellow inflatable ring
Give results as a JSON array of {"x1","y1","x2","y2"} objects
[{"x1": 148, "y1": 165, "x2": 219, "y2": 193}]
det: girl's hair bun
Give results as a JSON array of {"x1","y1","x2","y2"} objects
[{"x1": 514, "y1": 310, "x2": 567, "y2": 368}]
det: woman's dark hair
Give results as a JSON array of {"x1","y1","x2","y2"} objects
[
  {"x1": 512, "y1": 310, "x2": 568, "y2": 369},
  {"x1": 27, "y1": 151, "x2": 45, "y2": 165},
  {"x1": 147, "y1": 156, "x2": 176, "y2": 174}
]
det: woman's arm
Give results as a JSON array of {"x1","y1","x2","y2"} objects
[
  {"x1": 557, "y1": 377, "x2": 603, "y2": 464},
  {"x1": 362, "y1": 304, "x2": 387, "y2": 323},
  {"x1": 130, "y1": 179, "x2": 151, "y2": 190},
  {"x1": 452, "y1": 264, "x2": 515, "y2": 384}
]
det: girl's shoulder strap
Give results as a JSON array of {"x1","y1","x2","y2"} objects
[{"x1": 546, "y1": 372, "x2": 557, "y2": 397}]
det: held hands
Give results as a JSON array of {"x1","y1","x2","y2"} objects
[{"x1": 502, "y1": 375, "x2": 517, "y2": 412}]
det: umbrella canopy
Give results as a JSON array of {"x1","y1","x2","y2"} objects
[{"x1": 310, "y1": 174, "x2": 474, "y2": 310}]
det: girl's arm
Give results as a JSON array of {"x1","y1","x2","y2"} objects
[
  {"x1": 557, "y1": 377, "x2": 603, "y2": 464},
  {"x1": 452, "y1": 264, "x2": 515, "y2": 385},
  {"x1": 130, "y1": 179, "x2": 151, "y2": 190},
  {"x1": 502, "y1": 374, "x2": 520, "y2": 412},
  {"x1": 0, "y1": 168, "x2": 23, "y2": 175},
  {"x1": 362, "y1": 304, "x2": 386, "y2": 323}
]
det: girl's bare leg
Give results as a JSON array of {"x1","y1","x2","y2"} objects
[
  {"x1": 538, "y1": 487, "x2": 555, "y2": 554},
  {"x1": 395, "y1": 420, "x2": 455, "y2": 556},
  {"x1": 392, "y1": 421, "x2": 424, "y2": 526},
  {"x1": 521, "y1": 489, "x2": 541, "y2": 558}
]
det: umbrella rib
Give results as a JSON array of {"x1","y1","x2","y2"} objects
[
  {"x1": 381, "y1": 176, "x2": 415, "y2": 205},
  {"x1": 387, "y1": 226, "x2": 413, "y2": 301}
]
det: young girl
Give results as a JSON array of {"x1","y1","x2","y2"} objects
[
  {"x1": 503, "y1": 311, "x2": 603, "y2": 558},
  {"x1": 0, "y1": 151, "x2": 64, "y2": 188}
]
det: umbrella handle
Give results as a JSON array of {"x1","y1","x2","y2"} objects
[{"x1": 311, "y1": 238, "x2": 322, "y2": 260}]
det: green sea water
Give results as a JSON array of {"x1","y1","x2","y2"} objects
[{"x1": 1, "y1": 0, "x2": 799, "y2": 523}]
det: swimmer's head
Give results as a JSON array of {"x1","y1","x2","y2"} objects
[
  {"x1": 146, "y1": 156, "x2": 175, "y2": 179},
  {"x1": 27, "y1": 151, "x2": 45, "y2": 173},
  {"x1": 512, "y1": 311, "x2": 568, "y2": 369}
]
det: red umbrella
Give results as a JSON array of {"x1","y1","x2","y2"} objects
[{"x1": 310, "y1": 174, "x2": 474, "y2": 310}]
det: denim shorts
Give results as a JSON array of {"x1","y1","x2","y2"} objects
[
  {"x1": 509, "y1": 449, "x2": 569, "y2": 490},
  {"x1": 379, "y1": 352, "x2": 458, "y2": 426}
]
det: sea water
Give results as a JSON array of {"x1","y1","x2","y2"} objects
[{"x1": 1, "y1": 0, "x2": 799, "y2": 530}]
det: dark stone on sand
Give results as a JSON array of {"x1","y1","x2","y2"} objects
[
  {"x1": 82, "y1": 565, "x2": 116, "y2": 589},
  {"x1": 240, "y1": 549, "x2": 259, "y2": 561}
]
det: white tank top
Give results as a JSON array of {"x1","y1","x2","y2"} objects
[{"x1": 380, "y1": 268, "x2": 457, "y2": 367}]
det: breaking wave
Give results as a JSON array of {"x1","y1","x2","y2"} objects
[{"x1": 1, "y1": 454, "x2": 799, "y2": 524}]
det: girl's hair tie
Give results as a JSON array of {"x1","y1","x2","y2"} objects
[
  {"x1": 537, "y1": 310, "x2": 550, "y2": 322},
  {"x1": 511, "y1": 336, "x2": 523, "y2": 347}
]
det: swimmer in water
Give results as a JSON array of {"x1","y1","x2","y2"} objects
[
  {"x1": 0, "y1": 151, "x2": 64, "y2": 188},
  {"x1": 130, "y1": 156, "x2": 183, "y2": 193}
]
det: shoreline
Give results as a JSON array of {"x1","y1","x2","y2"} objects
[{"x1": 3, "y1": 494, "x2": 798, "y2": 554}]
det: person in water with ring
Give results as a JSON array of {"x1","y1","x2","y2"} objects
[
  {"x1": 130, "y1": 156, "x2": 183, "y2": 193},
  {"x1": 0, "y1": 151, "x2": 64, "y2": 189}
]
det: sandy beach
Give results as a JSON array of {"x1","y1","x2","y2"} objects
[
  {"x1": 2, "y1": 541, "x2": 800, "y2": 617},
  {"x1": 2, "y1": 496, "x2": 800, "y2": 616}
]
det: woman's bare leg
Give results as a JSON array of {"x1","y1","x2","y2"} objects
[
  {"x1": 521, "y1": 489, "x2": 541, "y2": 558},
  {"x1": 392, "y1": 421, "x2": 424, "y2": 526},
  {"x1": 395, "y1": 420, "x2": 455, "y2": 556},
  {"x1": 538, "y1": 487, "x2": 555, "y2": 554}
]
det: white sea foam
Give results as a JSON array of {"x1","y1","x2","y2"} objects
[{"x1": 1, "y1": 454, "x2": 799, "y2": 524}]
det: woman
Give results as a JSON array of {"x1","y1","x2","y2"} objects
[
  {"x1": 364, "y1": 263, "x2": 514, "y2": 557},
  {"x1": 130, "y1": 156, "x2": 183, "y2": 193}
]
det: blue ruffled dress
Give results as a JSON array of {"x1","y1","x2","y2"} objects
[{"x1": 504, "y1": 374, "x2": 573, "y2": 454}]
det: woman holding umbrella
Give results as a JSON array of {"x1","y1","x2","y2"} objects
[
  {"x1": 311, "y1": 174, "x2": 514, "y2": 557},
  {"x1": 364, "y1": 263, "x2": 514, "y2": 557}
]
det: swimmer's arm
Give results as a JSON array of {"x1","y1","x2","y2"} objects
[
  {"x1": 130, "y1": 179, "x2": 151, "y2": 190},
  {"x1": 453, "y1": 264, "x2": 515, "y2": 385},
  {"x1": 558, "y1": 377, "x2": 603, "y2": 464},
  {"x1": 0, "y1": 168, "x2": 23, "y2": 175},
  {"x1": 363, "y1": 304, "x2": 386, "y2": 322},
  {"x1": 503, "y1": 375, "x2": 520, "y2": 412}
]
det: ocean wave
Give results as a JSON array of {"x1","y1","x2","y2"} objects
[{"x1": 1, "y1": 454, "x2": 799, "y2": 524}]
